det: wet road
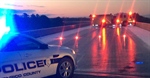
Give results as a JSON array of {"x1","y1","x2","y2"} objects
[{"x1": 48, "y1": 26, "x2": 150, "y2": 78}]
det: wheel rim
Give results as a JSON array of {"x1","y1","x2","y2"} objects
[{"x1": 59, "y1": 61, "x2": 73, "y2": 78}]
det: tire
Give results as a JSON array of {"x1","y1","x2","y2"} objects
[{"x1": 56, "y1": 58, "x2": 74, "y2": 78}]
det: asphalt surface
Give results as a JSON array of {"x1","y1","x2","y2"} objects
[{"x1": 46, "y1": 26, "x2": 150, "y2": 78}]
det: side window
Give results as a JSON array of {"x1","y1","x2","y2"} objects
[{"x1": 14, "y1": 36, "x2": 40, "y2": 50}]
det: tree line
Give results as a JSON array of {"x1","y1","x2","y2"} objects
[
  {"x1": 132, "y1": 13, "x2": 150, "y2": 23},
  {"x1": 12, "y1": 13, "x2": 64, "y2": 32},
  {"x1": 10, "y1": 13, "x2": 91, "y2": 32},
  {"x1": 5, "y1": 13, "x2": 150, "y2": 32}
]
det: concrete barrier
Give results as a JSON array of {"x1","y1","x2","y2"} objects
[
  {"x1": 21, "y1": 22, "x2": 90, "y2": 38},
  {"x1": 136, "y1": 22, "x2": 150, "y2": 31},
  {"x1": 21, "y1": 21, "x2": 149, "y2": 38}
]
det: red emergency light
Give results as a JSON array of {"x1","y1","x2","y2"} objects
[
  {"x1": 92, "y1": 14, "x2": 96, "y2": 18},
  {"x1": 116, "y1": 19, "x2": 120, "y2": 23},
  {"x1": 102, "y1": 19, "x2": 106, "y2": 23},
  {"x1": 129, "y1": 11, "x2": 132, "y2": 16}
]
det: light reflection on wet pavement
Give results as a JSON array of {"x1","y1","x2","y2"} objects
[{"x1": 48, "y1": 27, "x2": 150, "y2": 77}]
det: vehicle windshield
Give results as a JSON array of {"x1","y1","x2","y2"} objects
[{"x1": 0, "y1": 0, "x2": 150, "y2": 78}]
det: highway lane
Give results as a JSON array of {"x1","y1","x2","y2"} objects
[{"x1": 48, "y1": 26, "x2": 150, "y2": 77}]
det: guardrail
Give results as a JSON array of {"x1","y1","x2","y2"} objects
[
  {"x1": 21, "y1": 22, "x2": 90, "y2": 38},
  {"x1": 136, "y1": 22, "x2": 150, "y2": 31}
]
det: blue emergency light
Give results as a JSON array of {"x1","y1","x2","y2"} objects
[{"x1": 0, "y1": 8, "x2": 18, "y2": 50}]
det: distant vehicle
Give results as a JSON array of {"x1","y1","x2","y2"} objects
[
  {"x1": 90, "y1": 12, "x2": 136, "y2": 28},
  {"x1": 89, "y1": 14, "x2": 113, "y2": 27},
  {"x1": 113, "y1": 12, "x2": 136, "y2": 27},
  {"x1": 0, "y1": 33, "x2": 77, "y2": 78}
]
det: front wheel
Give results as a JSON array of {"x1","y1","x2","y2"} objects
[{"x1": 56, "y1": 58, "x2": 74, "y2": 78}]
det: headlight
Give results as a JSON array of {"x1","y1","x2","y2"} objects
[
  {"x1": 72, "y1": 50, "x2": 76, "y2": 54},
  {"x1": 95, "y1": 24, "x2": 98, "y2": 26}
]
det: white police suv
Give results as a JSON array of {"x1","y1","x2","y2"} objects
[{"x1": 0, "y1": 33, "x2": 77, "y2": 78}]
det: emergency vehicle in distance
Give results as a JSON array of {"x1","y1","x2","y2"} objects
[
  {"x1": 113, "y1": 12, "x2": 136, "y2": 26},
  {"x1": 89, "y1": 12, "x2": 136, "y2": 27},
  {"x1": 0, "y1": 33, "x2": 77, "y2": 78},
  {"x1": 89, "y1": 14, "x2": 113, "y2": 27}
]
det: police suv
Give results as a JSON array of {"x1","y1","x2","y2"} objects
[{"x1": 0, "y1": 33, "x2": 77, "y2": 78}]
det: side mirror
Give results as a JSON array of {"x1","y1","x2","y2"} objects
[{"x1": 40, "y1": 44, "x2": 48, "y2": 49}]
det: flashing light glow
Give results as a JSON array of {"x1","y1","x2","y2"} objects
[
  {"x1": 117, "y1": 27, "x2": 120, "y2": 36},
  {"x1": 75, "y1": 36, "x2": 79, "y2": 40},
  {"x1": 0, "y1": 0, "x2": 5, "y2": 8},
  {"x1": 136, "y1": 61, "x2": 144, "y2": 65},
  {"x1": 123, "y1": 34, "x2": 126, "y2": 47},
  {"x1": 92, "y1": 18, "x2": 94, "y2": 21},
  {"x1": 0, "y1": 16, "x2": 8, "y2": 38},
  {"x1": 59, "y1": 37, "x2": 63, "y2": 40},
  {"x1": 99, "y1": 35, "x2": 101, "y2": 38},
  {"x1": 133, "y1": 20, "x2": 135, "y2": 22},
  {"x1": 0, "y1": 26, "x2": 10, "y2": 36},
  {"x1": 123, "y1": 35, "x2": 126, "y2": 38},
  {"x1": 92, "y1": 14, "x2": 96, "y2": 18},
  {"x1": 129, "y1": 11, "x2": 132, "y2": 16},
  {"x1": 59, "y1": 36, "x2": 63, "y2": 46},
  {"x1": 102, "y1": 19, "x2": 105, "y2": 23},
  {"x1": 0, "y1": 0, "x2": 17, "y2": 36},
  {"x1": 0, "y1": 0, "x2": 18, "y2": 50},
  {"x1": 92, "y1": 0, "x2": 98, "y2": 17},
  {"x1": 102, "y1": 28, "x2": 106, "y2": 47},
  {"x1": 0, "y1": 9, "x2": 17, "y2": 37},
  {"x1": 0, "y1": 0, "x2": 14, "y2": 8},
  {"x1": 116, "y1": 19, "x2": 120, "y2": 23}
]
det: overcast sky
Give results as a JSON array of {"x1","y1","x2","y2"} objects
[{"x1": 0, "y1": 0, "x2": 150, "y2": 17}]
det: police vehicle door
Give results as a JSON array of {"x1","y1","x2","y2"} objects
[
  {"x1": 14, "y1": 36, "x2": 54, "y2": 78},
  {"x1": 0, "y1": 38, "x2": 23, "y2": 78}
]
